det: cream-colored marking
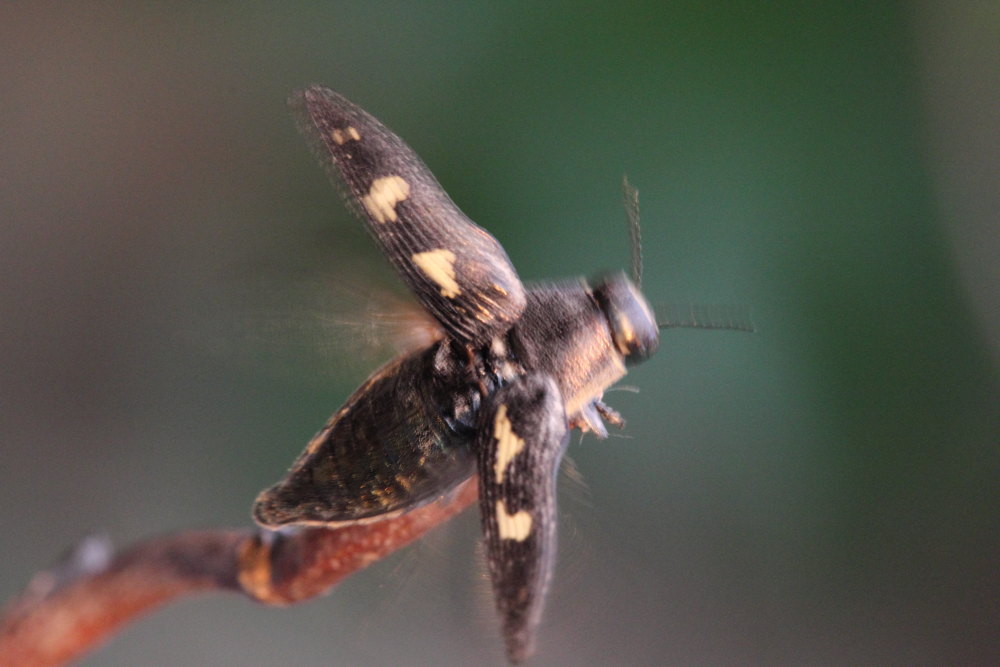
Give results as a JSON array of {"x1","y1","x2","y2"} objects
[
  {"x1": 492, "y1": 404, "x2": 525, "y2": 483},
  {"x1": 614, "y1": 313, "x2": 636, "y2": 355},
  {"x1": 490, "y1": 336, "x2": 507, "y2": 357},
  {"x1": 476, "y1": 295, "x2": 499, "y2": 321},
  {"x1": 331, "y1": 126, "x2": 361, "y2": 145},
  {"x1": 395, "y1": 474, "x2": 413, "y2": 492},
  {"x1": 411, "y1": 249, "x2": 461, "y2": 298},
  {"x1": 495, "y1": 500, "x2": 532, "y2": 541},
  {"x1": 473, "y1": 305, "x2": 494, "y2": 323},
  {"x1": 362, "y1": 176, "x2": 410, "y2": 223}
]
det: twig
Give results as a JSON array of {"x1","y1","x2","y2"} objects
[{"x1": 0, "y1": 478, "x2": 477, "y2": 666}]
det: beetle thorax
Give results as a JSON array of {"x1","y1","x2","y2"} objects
[{"x1": 506, "y1": 282, "x2": 628, "y2": 424}]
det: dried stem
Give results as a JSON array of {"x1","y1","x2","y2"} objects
[{"x1": 0, "y1": 478, "x2": 477, "y2": 666}]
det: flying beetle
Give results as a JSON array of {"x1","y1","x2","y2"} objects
[{"x1": 253, "y1": 86, "x2": 660, "y2": 663}]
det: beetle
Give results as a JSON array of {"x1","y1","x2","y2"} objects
[{"x1": 252, "y1": 86, "x2": 660, "y2": 663}]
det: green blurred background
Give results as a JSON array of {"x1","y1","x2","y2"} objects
[{"x1": 2, "y1": 2, "x2": 998, "y2": 665}]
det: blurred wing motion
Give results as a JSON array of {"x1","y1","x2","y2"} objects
[
  {"x1": 291, "y1": 86, "x2": 526, "y2": 346},
  {"x1": 477, "y1": 374, "x2": 569, "y2": 663},
  {"x1": 200, "y1": 270, "x2": 443, "y2": 376}
]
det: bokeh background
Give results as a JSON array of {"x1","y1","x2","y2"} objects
[{"x1": 2, "y1": 3, "x2": 998, "y2": 665}]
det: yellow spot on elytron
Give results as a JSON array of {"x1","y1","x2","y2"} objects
[
  {"x1": 362, "y1": 176, "x2": 410, "y2": 223},
  {"x1": 412, "y1": 249, "x2": 461, "y2": 298},
  {"x1": 495, "y1": 501, "x2": 532, "y2": 541},
  {"x1": 492, "y1": 404, "x2": 525, "y2": 483},
  {"x1": 473, "y1": 306, "x2": 494, "y2": 323},
  {"x1": 331, "y1": 126, "x2": 361, "y2": 145}
]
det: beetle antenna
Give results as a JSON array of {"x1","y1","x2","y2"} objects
[
  {"x1": 622, "y1": 175, "x2": 643, "y2": 287},
  {"x1": 657, "y1": 304, "x2": 756, "y2": 332}
]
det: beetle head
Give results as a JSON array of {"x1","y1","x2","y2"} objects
[{"x1": 593, "y1": 271, "x2": 659, "y2": 364}]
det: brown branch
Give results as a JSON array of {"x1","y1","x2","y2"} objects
[{"x1": 0, "y1": 478, "x2": 477, "y2": 666}]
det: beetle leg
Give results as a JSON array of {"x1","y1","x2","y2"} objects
[{"x1": 595, "y1": 400, "x2": 625, "y2": 429}]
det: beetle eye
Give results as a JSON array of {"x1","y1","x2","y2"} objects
[{"x1": 593, "y1": 272, "x2": 659, "y2": 364}]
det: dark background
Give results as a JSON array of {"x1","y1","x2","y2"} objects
[{"x1": 2, "y1": 3, "x2": 998, "y2": 665}]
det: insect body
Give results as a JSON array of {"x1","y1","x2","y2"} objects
[{"x1": 253, "y1": 86, "x2": 659, "y2": 663}]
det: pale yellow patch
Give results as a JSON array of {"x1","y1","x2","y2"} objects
[
  {"x1": 492, "y1": 404, "x2": 524, "y2": 484},
  {"x1": 495, "y1": 500, "x2": 533, "y2": 541},
  {"x1": 473, "y1": 305, "x2": 494, "y2": 323},
  {"x1": 490, "y1": 336, "x2": 507, "y2": 357},
  {"x1": 331, "y1": 126, "x2": 361, "y2": 145},
  {"x1": 362, "y1": 176, "x2": 410, "y2": 223},
  {"x1": 411, "y1": 249, "x2": 461, "y2": 298},
  {"x1": 614, "y1": 312, "x2": 636, "y2": 355}
]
